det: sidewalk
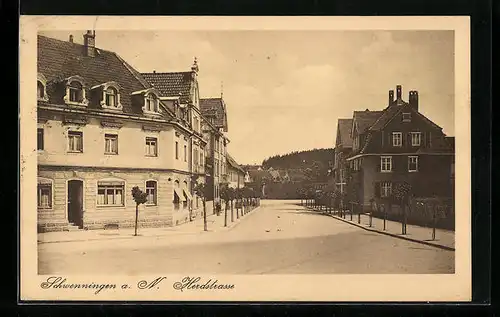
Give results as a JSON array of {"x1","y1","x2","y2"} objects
[
  {"x1": 38, "y1": 206, "x2": 260, "y2": 244},
  {"x1": 306, "y1": 206, "x2": 455, "y2": 251}
]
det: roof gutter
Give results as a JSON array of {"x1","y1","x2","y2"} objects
[{"x1": 346, "y1": 152, "x2": 455, "y2": 161}]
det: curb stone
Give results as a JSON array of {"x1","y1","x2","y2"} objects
[
  {"x1": 225, "y1": 205, "x2": 261, "y2": 232},
  {"x1": 37, "y1": 206, "x2": 262, "y2": 244},
  {"x1": 317, "y1": 210, "x2": 455, "y2": 251}
]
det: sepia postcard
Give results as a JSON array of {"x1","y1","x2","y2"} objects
[{"x1": 19, "y1": 16, "x2": 471, "y2": 302}]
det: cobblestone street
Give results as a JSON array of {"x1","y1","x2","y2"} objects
[{"x1": 38, "y1": 200, "x2": 455, "y2": 275}]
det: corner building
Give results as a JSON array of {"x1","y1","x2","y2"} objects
[{"x1": 37, "y1": 32, "x2": 206, "y2": 232}]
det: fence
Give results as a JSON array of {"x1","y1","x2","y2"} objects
[{"x1": 371, "y1": 197, "x2": 454, "y2": 230}]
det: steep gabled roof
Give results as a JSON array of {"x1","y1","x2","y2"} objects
[
  {"x1": 336, "y1": 118, "x2": 353, "y2": 148},
  {"x1": 226, "y1": 153, "x2": 245, "y2": 174},
  {"x1": 200, "y1": 98, "x2": 228, "y2": 132},
  {"x1": 141, "y1": 72, "x2": 194, "y2": 103},
  {"x1": 352, "y1": 110, "x2": 384, "y2": 134},
  {"x1": 38, "y1": 35, "x2": 158, "y2": 116},
  {"x1": 368, "y1": 103, "x2": 403, "y2": 131}
]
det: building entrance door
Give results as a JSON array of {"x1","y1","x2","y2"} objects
[{"x1": 67, "y1": 180, "x2": 84, "y2": 228}]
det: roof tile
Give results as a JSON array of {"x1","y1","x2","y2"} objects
[
  {"x1": 200, "y1": 98, "x2": 228, "y2": 131},
  {"x1": 141, "y1": 72, "x2": 194, "y2": 103},
  {"x1": 37, "y1": 35, "x2": 154, "y2": 116}
]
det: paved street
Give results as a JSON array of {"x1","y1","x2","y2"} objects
[{"x1": 38, "y1": 200, "x2": 454, "y2": 274}]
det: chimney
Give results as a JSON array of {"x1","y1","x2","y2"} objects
[
  {"x1": 396, "y1": 85, "x2": 402, "y2": 100},
  {"x1": 83, "y1": 30, "x2": 96, "y2": 57},
  {"x1": 409, "y1": 90, "x2": 419, "y2": 112},
  {"x1": 69, "y1": 34, "x2": 74, "y2": 43},
  {"x1": 388, "y1": 89, "x2": 394, "y2": 106}
]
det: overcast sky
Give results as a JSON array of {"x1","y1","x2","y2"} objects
[{"x1": 40, "y1": 30, "x2": 455, "y2": 165}]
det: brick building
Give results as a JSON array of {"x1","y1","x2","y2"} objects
[
  {"x1": 334, "y1": 85, "x2": 455, "y2": 211},
  {"x1": 37, "y1": 31, "x2": 207, "y2": 232}
]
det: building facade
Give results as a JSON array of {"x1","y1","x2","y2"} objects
[
  {"x1": 226, "y1": 154, "x2": 246, "y2": 189},
  {"x1": 200, "y1": 97, "x2": 229, "y2": 210},
  {"x1": 141, "y1": 60, "x2": 208, "y2": 218},
  {"x1": 335, "y1": 85, "x2": 455, "y2": 211},
  {"x1": 37, "y1": 32, "x2": 206, "y2": 232}
]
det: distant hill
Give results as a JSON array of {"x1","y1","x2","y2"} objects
[{"x1": 262, "y1": 148, "x2": 334, "y2": 170}]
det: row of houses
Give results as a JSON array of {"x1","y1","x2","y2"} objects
[
  {"x1": 332, "y1": 85, "x2": 455, "y2": 212},
  {"x1": 37, "y1": 31, "x2": 246, "y2": 232}
]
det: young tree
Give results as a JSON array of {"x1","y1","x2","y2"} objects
[
  {"x1": 248, "y1": 187, "x2": 256, "y2": 209},
  {"x1": 235, "y1": 187, "x2": 243, "y2": 217},
  {"x1": 392, "y1": 181, "x2": 412, "y2": 234},
  {"x1": 131, "y1": 186, "x2": 148, "y2": 236},
  {"x1": 228, "y1": 187, "x2": 235, "y2": 222},
  {"x1": 323, "y1": 183, "x2": 336, "y2": 213},
  {"x1": 332, "y1": 189, "x2": 341, "y2": 215},
  {"x1": 193, "y1": 182, "x2": 208, "y2": 231},
  {"x1": 297, "y1": 187, "x2": 306, "y2": 206},
  {"x1": 220, "y1": 184, "x2": 230, "y2": 227}
]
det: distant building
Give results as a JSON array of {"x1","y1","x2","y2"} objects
[
  {"x1": 334, "y1": 85, "x2": 455, "y2": 211},
  {"x1": 333, "y1": 118, "x2": 353, "y2": 195},
  {"x1": 226, "y1": 154, "x2": 246, "y2": 189},
  {"x1": 199, "y1": 97, "x2": 229, "y2": 209}
]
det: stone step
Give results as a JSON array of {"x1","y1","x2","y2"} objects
[{"x1": 67, "y1": 223, "x2": 82, "y2": 231}]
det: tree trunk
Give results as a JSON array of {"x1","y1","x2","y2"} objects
[
  {"x1": 203, "y1": 199, "x2": 207, "y2": 231},
  {"x1": 224, "y1": 201, "x2": 228, "y2": 227},
  {"x1": 134, "y1": 203, "x2": 139, "y2": 236},
  {"x1": 231, "y1": 200, "x2": 234, "y2": 222}
]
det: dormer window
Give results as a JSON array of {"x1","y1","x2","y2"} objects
[
  {"x1": 105, "y1": 87, "x2": 117, "y2": 107},
  {"x1": 69, "y1": 81, "x2": 83, "y2": 102},
  {"x1": 93, "y1": 81, "x2": 122, "y2": 111},
  {"x1": 402, "y1": 112, "x2": 411, "y2": 122},
  {"x1": 37, "y1": 73, "x2": 48, "y2": 101},
  {"x1": 37, "y1": 81, "x2": 44, "y2": 99},
  {"x1": 133, "y1": 88, "x2": 160, "y2": 115},
  {"x1": 64, "y1": 75, "x2": 88, "y2": 106},
  {"x1": 145, "y1": 93, "x2": 158, "y2": 112}
]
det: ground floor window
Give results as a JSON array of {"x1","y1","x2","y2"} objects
[
  {"x1": 97, "y1": 181, "x2": 124, "y2": 206},
  {"x1": 380, "y1": 182, "x2": 392, "y2": 198},
  {"x1": 145, "y1": 180, "x2": 157, "y2": 205},
  {"x1": 37, "y1": 179, "x2": 52, "y2": 209}
]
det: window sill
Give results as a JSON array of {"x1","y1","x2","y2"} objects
[
  {"x1": 380, "y1": 170, "x2": 393, "y2": 173},
  {"x1": 37, "y1": 207, "x2": 53, "y2": 211},
  {"x1": 67, "y1": 150, "x2": 84, "y2": 154},
  {"x1": 66, "y1": 101, "x2": 88, "y2": 107},
  {"x1": 145, "y1": 203, "x2": 157, "y2": 207},
  {"x1": 408, "y1": 170, "x2": 419, "y2": 173},
  {"x1": 102, "y1": 105, "x2": 123, "y2": 112},
  {"x1": 105, "y1": 152, "x2": 118, "y2": 155},
  {"x1": 145, "y1": 154, "x2": 158, "y2": 157},
  {"x1": 96, "y1": 205, "x2": 126, "y2": 208},
  {"x1": 143, "y1": 110, "x2": 162, "y2": 116}
]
